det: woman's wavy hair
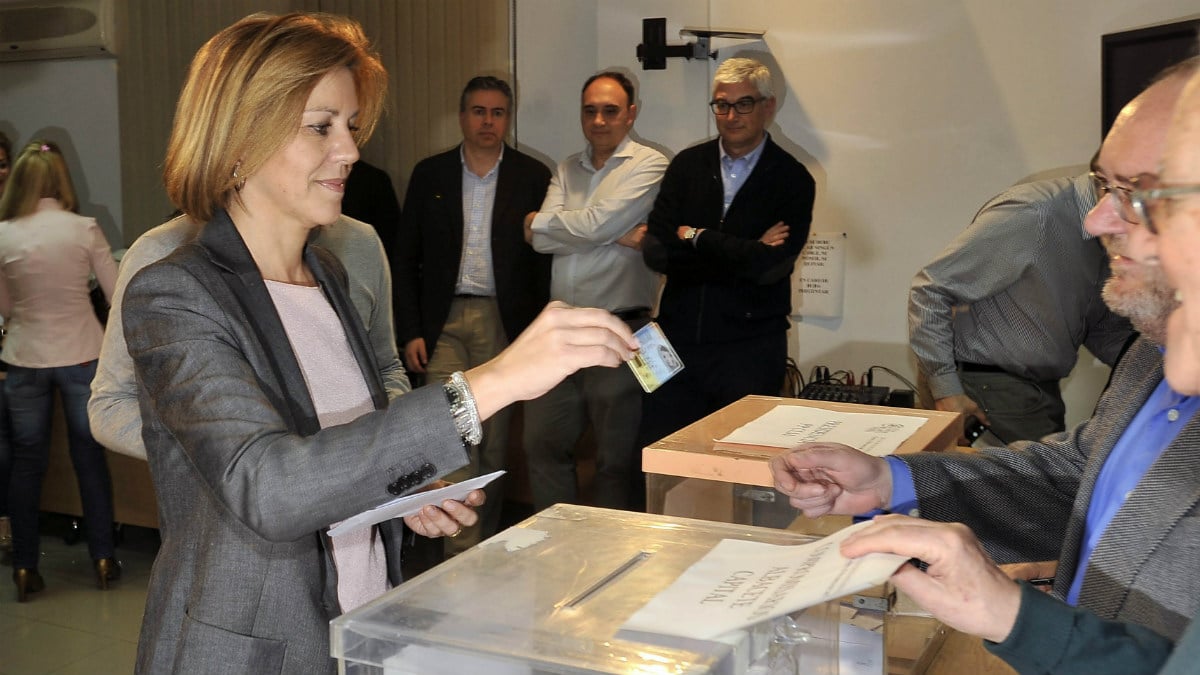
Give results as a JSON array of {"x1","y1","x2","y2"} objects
[{"x1": 163, "y1": 12, "x2": 387, "y2": 222}]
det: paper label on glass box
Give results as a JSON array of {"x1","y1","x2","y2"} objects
[
  {"x1": 627, "y1": 321, "x2": 684, "y2": 393},
  {"x1": 621, "y1": 520, "x2": 908, "y2": 641}
]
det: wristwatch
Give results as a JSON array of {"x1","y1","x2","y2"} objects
[
  {"x1": 683, "y1": 227, "x2": 701, "y2": 245},
  {"x1": 443, "y1": 371, "x2": 483, "y2": 446}
]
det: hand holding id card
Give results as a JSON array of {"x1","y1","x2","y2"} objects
[{"x1": 627, "y1": 322, "x2": 684, "y2": 393}]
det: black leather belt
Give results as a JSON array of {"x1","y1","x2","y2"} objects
[
  {"x1": 612, "y1": 306, "x2": 651, "y2": 322},
  {"x1": 453, "y1": 293, "x2": 492, "y2": 299},
  {"x1": 958, "y1": 362, "x2": 1007, "y2": 374}
]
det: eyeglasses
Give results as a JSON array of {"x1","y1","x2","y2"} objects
[
  {"x1": 709, "y1": 96, "x2": 765, "y2": 115},
  {"x1": 1131, "y1": 184, "x2": 1200, "y2": 235},
  {"x1": 1089, "y1": 171, "x2": 1148, "y2": 227}
]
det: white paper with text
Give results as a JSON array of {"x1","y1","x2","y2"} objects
[
  {"x1": 717, "y1": 405, "x2": 928, "y2": 456},
  {"x1": 622, "y1": 521, "x2": 907, "y2": 640}
]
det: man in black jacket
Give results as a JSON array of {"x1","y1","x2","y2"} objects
[
  {"x1": 640, "y1": 57, "x2": 815, "y2": 453},
  {"x1": 393, "y1": 76, "x2": 551, "y2": 552}
]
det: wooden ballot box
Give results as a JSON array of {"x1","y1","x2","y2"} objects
[
  {"x1": 642, "y1": 395, "x2": 1015, "y2": 675},
  {"x1": 643, "y1": 395, "x2": 960, "y2": 534}
]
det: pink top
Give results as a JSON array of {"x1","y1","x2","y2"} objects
[
  {"x1": 265, "y1": 280, "x2": 389, "y2": 613},
  {"x1": 0, "y1": 198, "x2": 117, "y2": 367}
]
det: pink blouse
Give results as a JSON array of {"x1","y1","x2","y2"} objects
[
  {"x1": 265, "y1": 279, "x2": 389, "y2": 613},
  {"x1": 0, "y1": 198, "x2": 117, "y2": 367}
]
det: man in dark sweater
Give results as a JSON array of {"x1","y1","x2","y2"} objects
[{"x1": 639, "y1": 57, "x2": 815, "y2": 453}]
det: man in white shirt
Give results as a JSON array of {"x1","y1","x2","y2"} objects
[{"x1": 522, "y1": 71, "x2": 668, "y2": 510}]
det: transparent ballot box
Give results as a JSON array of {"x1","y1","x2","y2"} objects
[
  {"x1": 644, "y1": 396, "x2": 960, "y2": 532},
  {"x1": 331, "y1": 505, "x2": 839, "y2": 674},
  {"x1": 641, "y1": 396, "x2": 960, "y2": 674}
]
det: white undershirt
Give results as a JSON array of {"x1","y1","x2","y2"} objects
[{"x1": 265, "y1": 280, "x2": 387, "y2": 613}]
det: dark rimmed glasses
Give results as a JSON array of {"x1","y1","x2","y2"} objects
[
  {"x1": 1089, "y1": 171, "x2": 1144, "y2": 226},
  {"x1": 709, "y1": 96, "x2": 765, "y2": 115},
  {"x1": 1131, "y1": 184, "x2": 1200, "y2": 235}
]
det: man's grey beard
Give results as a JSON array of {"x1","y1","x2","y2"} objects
[{"x1": 1102, "y1": 269, "x2": 1177, "y2": 344}]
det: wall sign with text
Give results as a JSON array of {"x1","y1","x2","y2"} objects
[{"x1": 792, "y1": 231, "x2": 846, "y2": 318}]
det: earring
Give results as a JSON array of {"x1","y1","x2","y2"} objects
[{"x1": 232, "y1": 161, "x2": 246, "y2": 192}]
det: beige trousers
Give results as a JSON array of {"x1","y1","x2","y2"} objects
[{"x1": 425, "y1": 295, "x2": 511, "y2": 554}]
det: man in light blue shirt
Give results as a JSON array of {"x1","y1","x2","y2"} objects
[
  {"x1": 770, "y1": 60, "x2": 1200, "y2": 643},
  {"x1": 522, "y1": 71, "x2": 667, "y2": 510}
]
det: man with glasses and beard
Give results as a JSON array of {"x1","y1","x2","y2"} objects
[{"x1": 770, "y1": 58, "x2": 1200, "y2": 644}]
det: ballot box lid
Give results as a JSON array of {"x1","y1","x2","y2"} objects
[
  {"x1": 330, "y1": 504, "x2": 836, "y2": 674},
  {"x1": 643, "y1": 395, "x2": 961, "y2": 487}
]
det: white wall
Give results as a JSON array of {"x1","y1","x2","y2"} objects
[
  {"x1": 515, "y1": 0, "x2": 1199, "y2": 426},
  {"x1": 0, "y1": 56, "x2": 123, "y2": 248}
]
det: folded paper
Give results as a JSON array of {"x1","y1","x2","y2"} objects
[
  {"x1": 328, "y1": 470, "x2": 504, "y2": 538},
  {"x1": 622, "y1": 520, "x2": 908, "y2": 640}
]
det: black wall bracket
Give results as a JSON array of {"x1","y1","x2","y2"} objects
[{"x1": 637, "y1": 18, "x2": 765, "y2": 70}]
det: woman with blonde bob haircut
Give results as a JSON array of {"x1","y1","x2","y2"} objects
[
  {"x1": 0, "y1": 140, "x2": 118, "y2": 603},
  {"x1": 163, "y1": 12, "x2": 386, "y2": 222},
  {"x1": 124, "y1": 12, "x2": 638, "y2": 674}
]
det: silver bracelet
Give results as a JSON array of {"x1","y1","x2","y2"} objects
[{"x1": 443, "y1": 371, "x2": 483, "y2": 446}]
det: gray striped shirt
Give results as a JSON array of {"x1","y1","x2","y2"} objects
[{"x1": 909, "y1": 173, "x2": 1133, "y2": 399}]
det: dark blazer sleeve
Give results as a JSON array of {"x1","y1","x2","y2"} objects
[
  {"x1": 492, "y1": 150, "x2": 552, "y2": 340},
  {"x1": 342, "y1": 160, "x2": 402, "y2": 249},
  {"x1": 124, "y1": 259, "x2": 467, "y2": 543},
  {"x1": 643, "y1": 149, "x2": 710, "y2": 281},
  {"x1": 987, "y1": 583, "x2": 1177, "y2": 675},
  {"x1": 393, "y1": 158, "x2": 435, "y2": 346}
]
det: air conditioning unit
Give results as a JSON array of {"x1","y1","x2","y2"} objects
[{"x1": 0, "y1": 0, "x2": 116, "y2": 62}]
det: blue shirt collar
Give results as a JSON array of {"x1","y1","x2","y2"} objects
[{"x1": 719, "y1": 132, "x2": 768, "y2": 166}]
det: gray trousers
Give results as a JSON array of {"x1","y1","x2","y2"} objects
[
  {"x1": 960, "y1": 369, "x2": 1066, "y2": 444},
  {"x1": 523, "y1": 363, "x2": 644, "y2": 511}
]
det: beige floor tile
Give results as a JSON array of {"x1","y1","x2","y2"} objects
[
  {"x1": 45, "y1": 640, "x2": 139, "y2": 675},
  {"x1": 0, "y1": 618, "x2": 118, "y2": 675},
  {"x1": 0, "y1": 527, "x2": 154, "y2": 674}
]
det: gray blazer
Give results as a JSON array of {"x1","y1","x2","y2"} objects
[
  {"x1": 124, "y1": 209, "x2": 468, "y2": 674},
  {"x1": 90, "y1": 214, "x2": 411, "y2": 460},
  {"x1": 903, "y1": 337, "x2": 1200, "y2": 641}
]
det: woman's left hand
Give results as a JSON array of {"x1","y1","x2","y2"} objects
[{"x1": 403, "y1": 485, "x2": 486, "y2": 539}]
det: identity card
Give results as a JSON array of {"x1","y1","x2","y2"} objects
[{"x1": 627, "y1": 321, "x2": 684, "y2": 393}]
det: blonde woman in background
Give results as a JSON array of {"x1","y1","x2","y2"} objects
[{"x1": 0, "y1": 140, "x2": 119, "y2": 602}]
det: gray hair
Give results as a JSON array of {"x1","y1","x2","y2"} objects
[{"x1": 712, "y1": 57, "x2": 774, "y2": 99}]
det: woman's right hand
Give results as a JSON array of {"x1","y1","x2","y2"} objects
[{"x1": 465, "y1": 302, "x2": 639, "y2": 420}]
